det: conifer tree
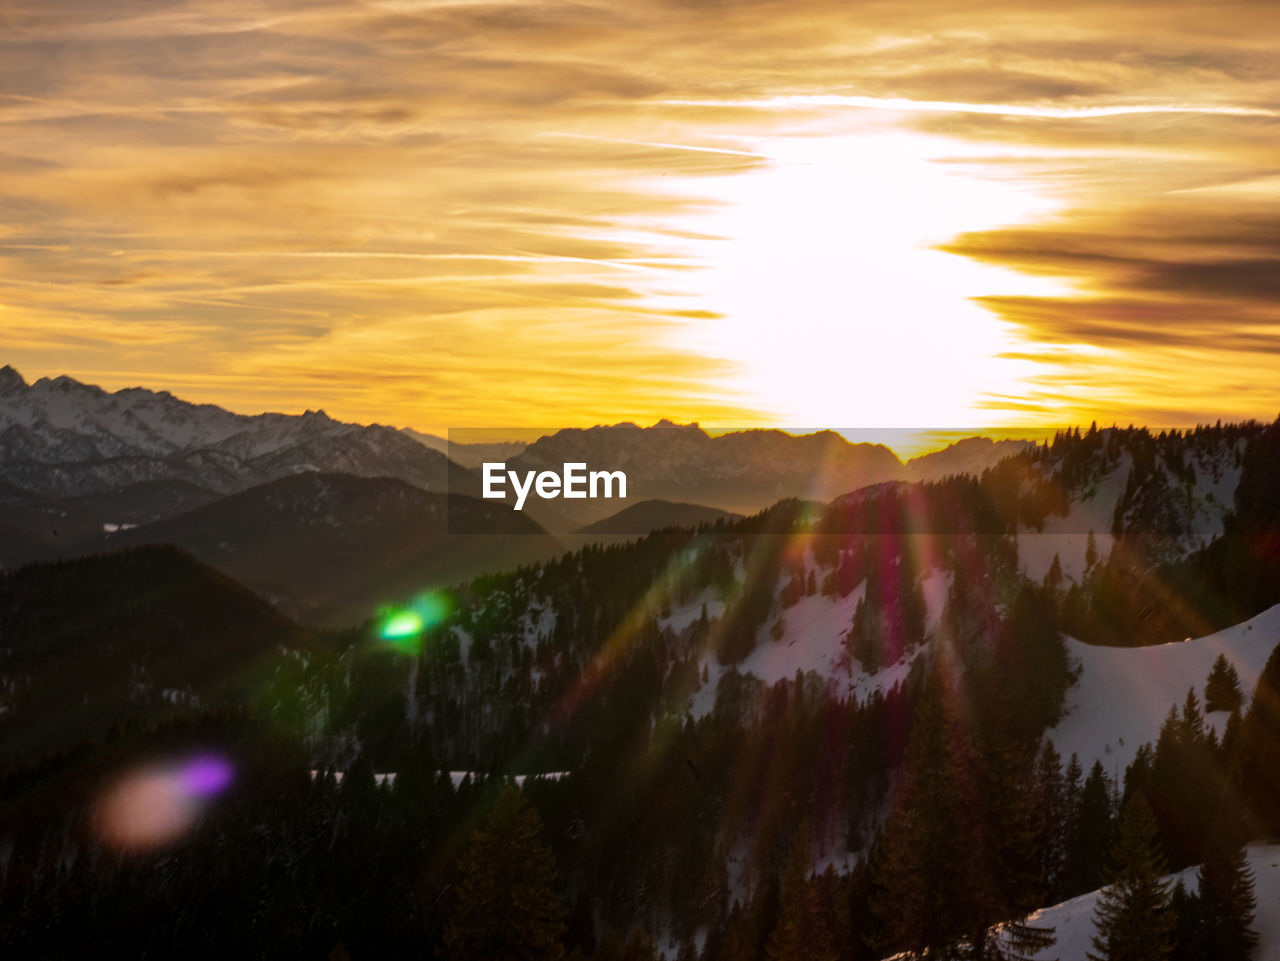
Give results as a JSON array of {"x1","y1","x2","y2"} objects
[
  {"x1": 1167, "y1": 880, "x2": 1204, "y2": 961},
  {"x1": 765, "y1": 820, "x2": 837, "y2": 961},
  {"x1": 873, "y1": 654, "x2": 993, "y2": 959},
  {"x1": 1066, "y1": 761, "x2": 1114, "y2": 896},
  {"x1": 1204, "y1": 655, "x2": 1244, "y2": 714},
  {"x1": 440, "y1": 784, "x2": 567, "y2": 961},
  {"x1": 966, "y1": 740, "x2": 1057, "y2": 960},
  {"x1": 1046, "y1": 553, "x2": 1064, "y2": 592},
  {"x1": 1195, "y1": 825, "x2": 1259, "y2": 961},
  {"x1": 1235, "y1": 641, "x2": 1280, "y2": 832},
  {"x1": 1087, "y1": 795, "x2": 1174, "y2": 961},
  {"x1": 1034, "y1": 741, "x2": 1068, "y2": 902}
]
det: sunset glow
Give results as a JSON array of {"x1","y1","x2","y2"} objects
[{"x1": 2, "y1": 0, "x2": 1278, "y2": 430}]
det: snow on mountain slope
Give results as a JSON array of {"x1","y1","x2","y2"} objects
[
  {"x1": 665, "y1": 574, "x2": 937, "y2": 720},
  {"x1": 1184, "y1": 437, "x2": 1248, "y2": 539},
  {"x1": 0, "y1": 367, "x2": 376, "y2": 463},
  {"x1": 1016, "y1": 433, "x2": 1246, "y2": 584},
  {"x1": 0, "y1": 369, "x2": 247, "y2": 458},
  {"x1": 1016, "y1": 455, "x2": 1128, "y2": 584},
  {"x1": 1049, "y1": 602, "x2": 1280, "y2": 775},
  {"x1": 0, "y1": 366, "x2": 468, "y2": 497},
  {"x1": 1015, "y1": 842, "x2": 1280, "y2": 961},
  {"x1": 735, "y1": 584, "x2": 867, "y2": 688}
]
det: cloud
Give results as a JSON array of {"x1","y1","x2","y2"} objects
[{"x1": 2, "y1": 0, "x2": 1279, "y2": 428}]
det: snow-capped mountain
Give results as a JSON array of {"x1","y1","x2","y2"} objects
[{"x1": 0, "y1": 366, "x2": 472, "y2": 497}]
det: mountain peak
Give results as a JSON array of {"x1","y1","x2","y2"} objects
[
  {"x1": 0, "y1": 365, "x2": 27, "y2": 395},
  {"x1": 33, "y1": 373, "x2": 104, "y2": 396}
]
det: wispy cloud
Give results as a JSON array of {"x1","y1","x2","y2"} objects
[
  {"x1": 660, "y1": 94, "x2": 1280, "y2": 120},
  {"x1": 0, "y1": 0, "x2": 1277, "y2": 428}
]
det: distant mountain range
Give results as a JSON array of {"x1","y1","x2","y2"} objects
[
  {"x1": 0, "y1": 365, "x2": 1050, "y2": 622},
  {"x1": 497, "y1": 422, "x2": 1034, "y2": 521},
  {"x1": 0, "y1": 366, "x2": 1035, "y2": 513},
  {"x1": 0, "y1": 365, "x2": 473, "y2": 498}
]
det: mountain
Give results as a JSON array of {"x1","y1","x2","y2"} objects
[
  {"x1": 508, "y1": 421, "x2": 904, "y2": 521},
  {"x1": 0, "y1": 368, "x2": 1048, "y2": 537},
  {"x1": 0, "y1": 366, "x2": 475, "y2": 498},
  {"x1": 0, "y1": 479, "x2": 220, "y2": 559},
  {"x1": 0, "y1": 519, "x2": 60, "y2": 569},
  {"x1": 905, "y1": 436, "x2": 1036, "y2": 480},
  {"x1": 0, "y1": 544, "x2": 307, "y2": 769},
  {"x1": 4, "y1": 421, "x2": 1280, "y2": 959},
  {"x1": 400, "y1": 427, "x2": 528, "y2": 468},
  {"x1": 500, "y1": 422, "x2": 1043, "y2": 527},
  {"x1": 106, "y1": 472, "x2": 563, "y2": 626},
  {"x1": 577, "y1": 499, "x2": 740, "y2": 535}
]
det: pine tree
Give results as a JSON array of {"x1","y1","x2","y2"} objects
[
  {"x1": 1167, "y1": 880, "x2": 1204, "y2": 961},
  {"x1": 765, "y1": 820, "x2": 837, "y2": 961},
  {"x1": 964, "y1": 739, "x2": 1056, "y2": 961},
  {"x1": 1087, "y1": 795, "x2": 1174, "y2": 961},
  {"x1": 1196, "y1": 827, "x2": 1259, "y2": 961},
  {"x1": 872, "y1": 655, "x2": 993, "y2": 959},
  {"x1": 1066, "y1": 760, "x2": 1114, "y2": 896},
  {"x1": 1046, "y1": 554, "x2": 1064, "y2": 592},
  {"x1": 1034, "y1": 741, "x2": 1068, "y2": 902},
  {"x1": 1204, "y1": 655, "x2": 1244, "y2": 714},
  {"x1": 439, "y1": 784, "x2": 568, "y2": 961}
]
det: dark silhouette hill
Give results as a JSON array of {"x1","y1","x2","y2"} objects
[
  {"x1": 107, "y1": 472, "x2": 562, "y2": 626},
  {"x1": 0, "y1": 545, "x2": 305, "y2": 769},
  {"x1": 578, "y1": 499, "x2": 740, "y2": 535}
]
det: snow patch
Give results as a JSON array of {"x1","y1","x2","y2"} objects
[
  {"x1": 1049, "y1": 602, "x2": 1280, "y2": 776},
  {"x1": 1014, "y1": 842, "x2": 1280, "y2": 961}
]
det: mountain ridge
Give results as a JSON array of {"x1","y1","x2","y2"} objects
[{"x1": 0, "y1": 366, "x2": 474, "y2": 498}]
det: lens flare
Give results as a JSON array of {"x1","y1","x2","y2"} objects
[
  {"x1": 378, "y1": 592, "x2": 452, "y2": 652},
  {"x1": 95, "y1": 754, "x2": 235, "y2": 850},
  {"x1": 380, "y1": 610, "x2": 423, "y2": 639},
  {"x1": 409, "y1": 592, "x2": 451, "y2": 630},
  {"x1": 178, "y1": 755, "x2": 235, "y2": 797}
]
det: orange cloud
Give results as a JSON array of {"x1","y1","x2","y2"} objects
[{"x1": 0, "y1": 0, "x2": 1277, "y2": 430}]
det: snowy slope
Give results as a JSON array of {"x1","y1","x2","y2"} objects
[
  {"x1": 1049, "y1": 603, "x2": 1280, "y2": 775},
  {"x1": 664, "y1": 565, "x2": 948, "y2": 719},
  {"x1": 1016, "y1": 433, "x2": 1247, "y2": 585},
  {"x1": 1016, "y1": 843, "x2": 1280, "y2": 961},
  {"x1": 1015, "y1": 456, "x2": 1129, "y2": 584}
]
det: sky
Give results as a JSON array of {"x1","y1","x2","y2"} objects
[{"x1": 2, "y1": 0, "x2": 1279, "y2": 435}]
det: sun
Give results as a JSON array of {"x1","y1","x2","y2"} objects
[{"x1": 644, "y1": 120, "x2": 1071, "y2": 430}]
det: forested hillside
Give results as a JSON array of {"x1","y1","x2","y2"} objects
[{"x1": 3, "y1": 422, "x2": 1280, "y2": 959}]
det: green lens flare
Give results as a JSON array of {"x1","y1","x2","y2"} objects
[
  {"x1": 380, "y1": 610, "x2": 423, "y2": 640},
  {"x1": 412, "y1": 593, "x2": 451, "y2": 629},
  {"x1": 377, "y1": 592, "x2": 452, "y2": 653}
]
